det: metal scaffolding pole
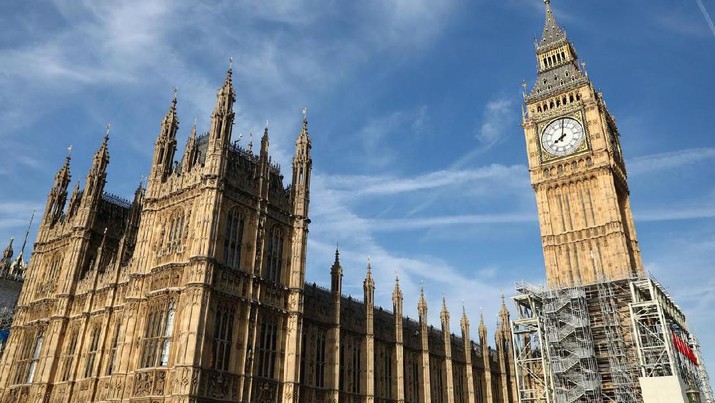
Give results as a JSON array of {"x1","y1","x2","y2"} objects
[
  {"x1": 594, "y1": 280, "x2": 639, "y2": 402},
  {"x1": 542, "y1": 287, "x2": 600, "y2": 403},
  {"x1": 512, "y1": 282, "x2": 552, "y2": 403}
]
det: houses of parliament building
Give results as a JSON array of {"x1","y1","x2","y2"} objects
[
  {"x1": 0, "y1": 48, "x2": 516, "y2": 403},
  {"x1": 0, "y1": 1, "x2": 712, "y2": 403}
]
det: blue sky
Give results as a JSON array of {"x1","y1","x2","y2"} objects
[{"x1": 1, "y1": 0, "x2": 714, "y2": 369}]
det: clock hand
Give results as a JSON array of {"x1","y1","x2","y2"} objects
[{"x1": 553, "y1": 119, "x2": 568, "y2": 144}]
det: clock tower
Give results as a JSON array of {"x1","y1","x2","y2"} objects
[{"x1": 523, "y1": 0, "x2": 643, "y2": 288}]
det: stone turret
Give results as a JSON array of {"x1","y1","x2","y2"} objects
[
  {"x1": 327, "y1": 248, "x2": 342, "y2": 401},
  {"x1": 393, "y1": 275, "x2": 405, "y2": 402},
  {"x1": 480, "y1": 312, "x2": 494, "y2": 403},
  {"x1": 441, "y1": 296, "x2": 455, "y2": 403},
  {"x1": 363, "y1": 260, "x2": 375, "y2": 402},
  {"x1": 0, "y1": 239, "x2": 13, "y2": 277},
  {"x1": 417, "y1": 284, "x2": 431, "y2": 402},
  {"x1": 43, "y1": 153, "x2": 71, "y2": 226},
  {"x1": 461, "y1": 305, "x2": 477, "y2": 403},
  {"x1": 150, "y1": 92, "x2": 179, "y2": 183},
  {"x1": 496, "y1": 296, "x2": 516, "y2": 402}
]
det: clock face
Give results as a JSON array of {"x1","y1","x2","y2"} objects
[{"x1": 541, "y1": 117, "x2": 585, "y2": 157}]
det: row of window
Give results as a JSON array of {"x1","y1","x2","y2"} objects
[
  {"x1": 536, "y1": 91, "x2": 581, "y2": 113},
  {"x1": 542, "y1": 50, "x2": 567, "y2": 69},
  {"x1": 223, "y1": 209, "x2": 285, "y2": 283},
  {"x1": 166, "y1": 207, "x2": 286, "y2": 284}
]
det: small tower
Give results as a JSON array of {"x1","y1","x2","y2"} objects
[
  {"x1": 150, "y1": 92, "x2": 179, "y2": 183},
  {"x1": 393, "y1": 274, "x2": 405, "y2": 402},
  {"x1": 206, "y1": 65, "x2": 235, "y2": 162},
  {"x1": 480, "y1": 312, "x2": 494, "y2": 403},
  {"x1": 327, "y1": 247, "x2": 342, "y2": 401},
  {"x1": 84, "y1": 130, "x2": 110, "y2": 202},
  {"x1": 258, "y1": 125, "x2": 270, "y2": 202},
  {"x1": 495, "y1": 295, "x2": 516, "y2": 402},
  {"x1": 417, "y1": 284, "x2": 431, "y2": 403},
  {"x1": 330, "y1": 247, "x2": 343, "y2": 296},
  {"x1": 0, "y1": 238, "x2": 13, "y2": 277},
  {"x1": 440, "y1": 296, "x2": 455, "y2": 403},
  {"x1": 77, "y1": 129, "x2": 110, "y2": 226},
  {"x1": 292, "y1": 109, "x2": 312, "y2": 221},
  {"x1": 363, "y1": 260, "x2": 375, "y2": 402},
  {"x1": 461, "y1": 306, "x2": 477, "y2": 403},
  {"x1": 181, "y1": 122, "x2": 198, "y2": 173},
  {"x1": 43, "y1": 153, "x2": 71, "y2": 226}
]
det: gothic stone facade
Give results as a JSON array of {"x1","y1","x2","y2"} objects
[{"x1": 0, "y1": 69, "x2": 516, "y2": 403}]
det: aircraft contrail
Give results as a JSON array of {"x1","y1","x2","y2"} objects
[{"x1": 695, "y1": 0, "x2": 715, "y2": 36}]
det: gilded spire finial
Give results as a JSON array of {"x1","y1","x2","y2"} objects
[
  {"x1": 104, "y1": 123, "x2": 111, "y2": 140},
  {"x1": 67, "y1": 145, "x2": 73, "y2": 158},
  {"x1": 228, "y1": 56, "x2": 233, "y2": 70},
  {"x1": 173, "y1": 86, "x2": 178, "y2": 102},
  {"x1": 302, "y1": 107, "x2": 307, "y2": 121}
]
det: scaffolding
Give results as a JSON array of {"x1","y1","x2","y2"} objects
[
  {"x1": 593, "y1": 280, "x2": 639, "y2": 402},
  {"x1": 630, "y1": 277, "x2": 714, "y2": 402},
  {"x1": 542, "y1": 287, "x2": 600, "y2": 403},
  {"x1": 691, "y1": 334, "x2": 715, "y2": 403},
  {"x1": 512, "y1": 282, "x2": 552, "y2": 403},
  {"x1": 512, "y1": 277, "x2": 715, "y2": 403}
]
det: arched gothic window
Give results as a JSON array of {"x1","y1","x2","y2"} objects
[
  {"x1": 85, "y1": 325, "x2": 101, "y2": 378},
  {"x1": 48, "y1": 253, "x2": 63, "y2": 280},
  {"x1": 223, "y1": 209, "x2": 244, "y2": 270},
  {"x1": 26, "y1": 333, "x2": 43, "y2": 383},
  {"x1": 264, "y1": 227, "x2": 284, "y2": 283},
  {"x1": 315, "y1": 331, "x2": 326, "y2": 387},
  {"x1": 257, "y1": 316, "x2": 278, "y2": 380},
  {"x1": 107, "y1": 321, "x2": 122, "y2": 375},
  {"x1": 60, "y1": 326, "x2": 79, "y2": 382},
  {"x1": 167, "y1": 210, "x2": 185, "y2": 251},
  {"x1": 211, "y1": 305, "x2": 235, "y2": 371},
  {"x1": 15, "y1": 331, "x2": 44, "y2": 385},
  {"x1": 140, "y1": 299, "x2": 176, "y2": 368}
]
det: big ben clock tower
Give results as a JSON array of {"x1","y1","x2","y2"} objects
[{"x1": 523, "y1": 0, "x2": 644, "y2": 288}]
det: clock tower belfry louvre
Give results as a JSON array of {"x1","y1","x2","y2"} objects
[
  {"x1": 522, "y1": 0, "x2": 642, "y2": 288},
  {"x1": 511, "y1": 2, "x2": 713, "y2": 403}
]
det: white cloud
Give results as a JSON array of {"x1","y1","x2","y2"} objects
[
  {"x1": 636, "y1": 205, "x2": 715, "y2": 222},
  {"x1": 628, "y1": 148, "x2": 715, "y2": 176},
  {"x1": 477, "y1": 98, "x2": 515, "y2": 149},
  {"x1": 320, "y1": 163, "x2": 526, "y2": 197}
]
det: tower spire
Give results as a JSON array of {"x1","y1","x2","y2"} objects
[
  {"x1": 83, "y1": 127, "x2": 110, "y2": 203},
  {"x1": 207, "y1": 60, "x2": 236, "y2": 156},
  {"x1": 540, "y1": 0, "x2": 566, "y2": 47},
  {"x1": 418, "y1": 282, "x2": 428, "y2": 321},
  {"x1": 330, "y1": 245, "x2": 342, "y2": 294}
]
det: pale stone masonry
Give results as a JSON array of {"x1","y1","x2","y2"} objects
[{"x1": 0, "y1": 67, "x2": 516, "y2": 403}]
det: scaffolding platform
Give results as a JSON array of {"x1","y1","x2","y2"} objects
[{"x1": 511, "y1": 277, "x2": 713, "y2": 403}]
